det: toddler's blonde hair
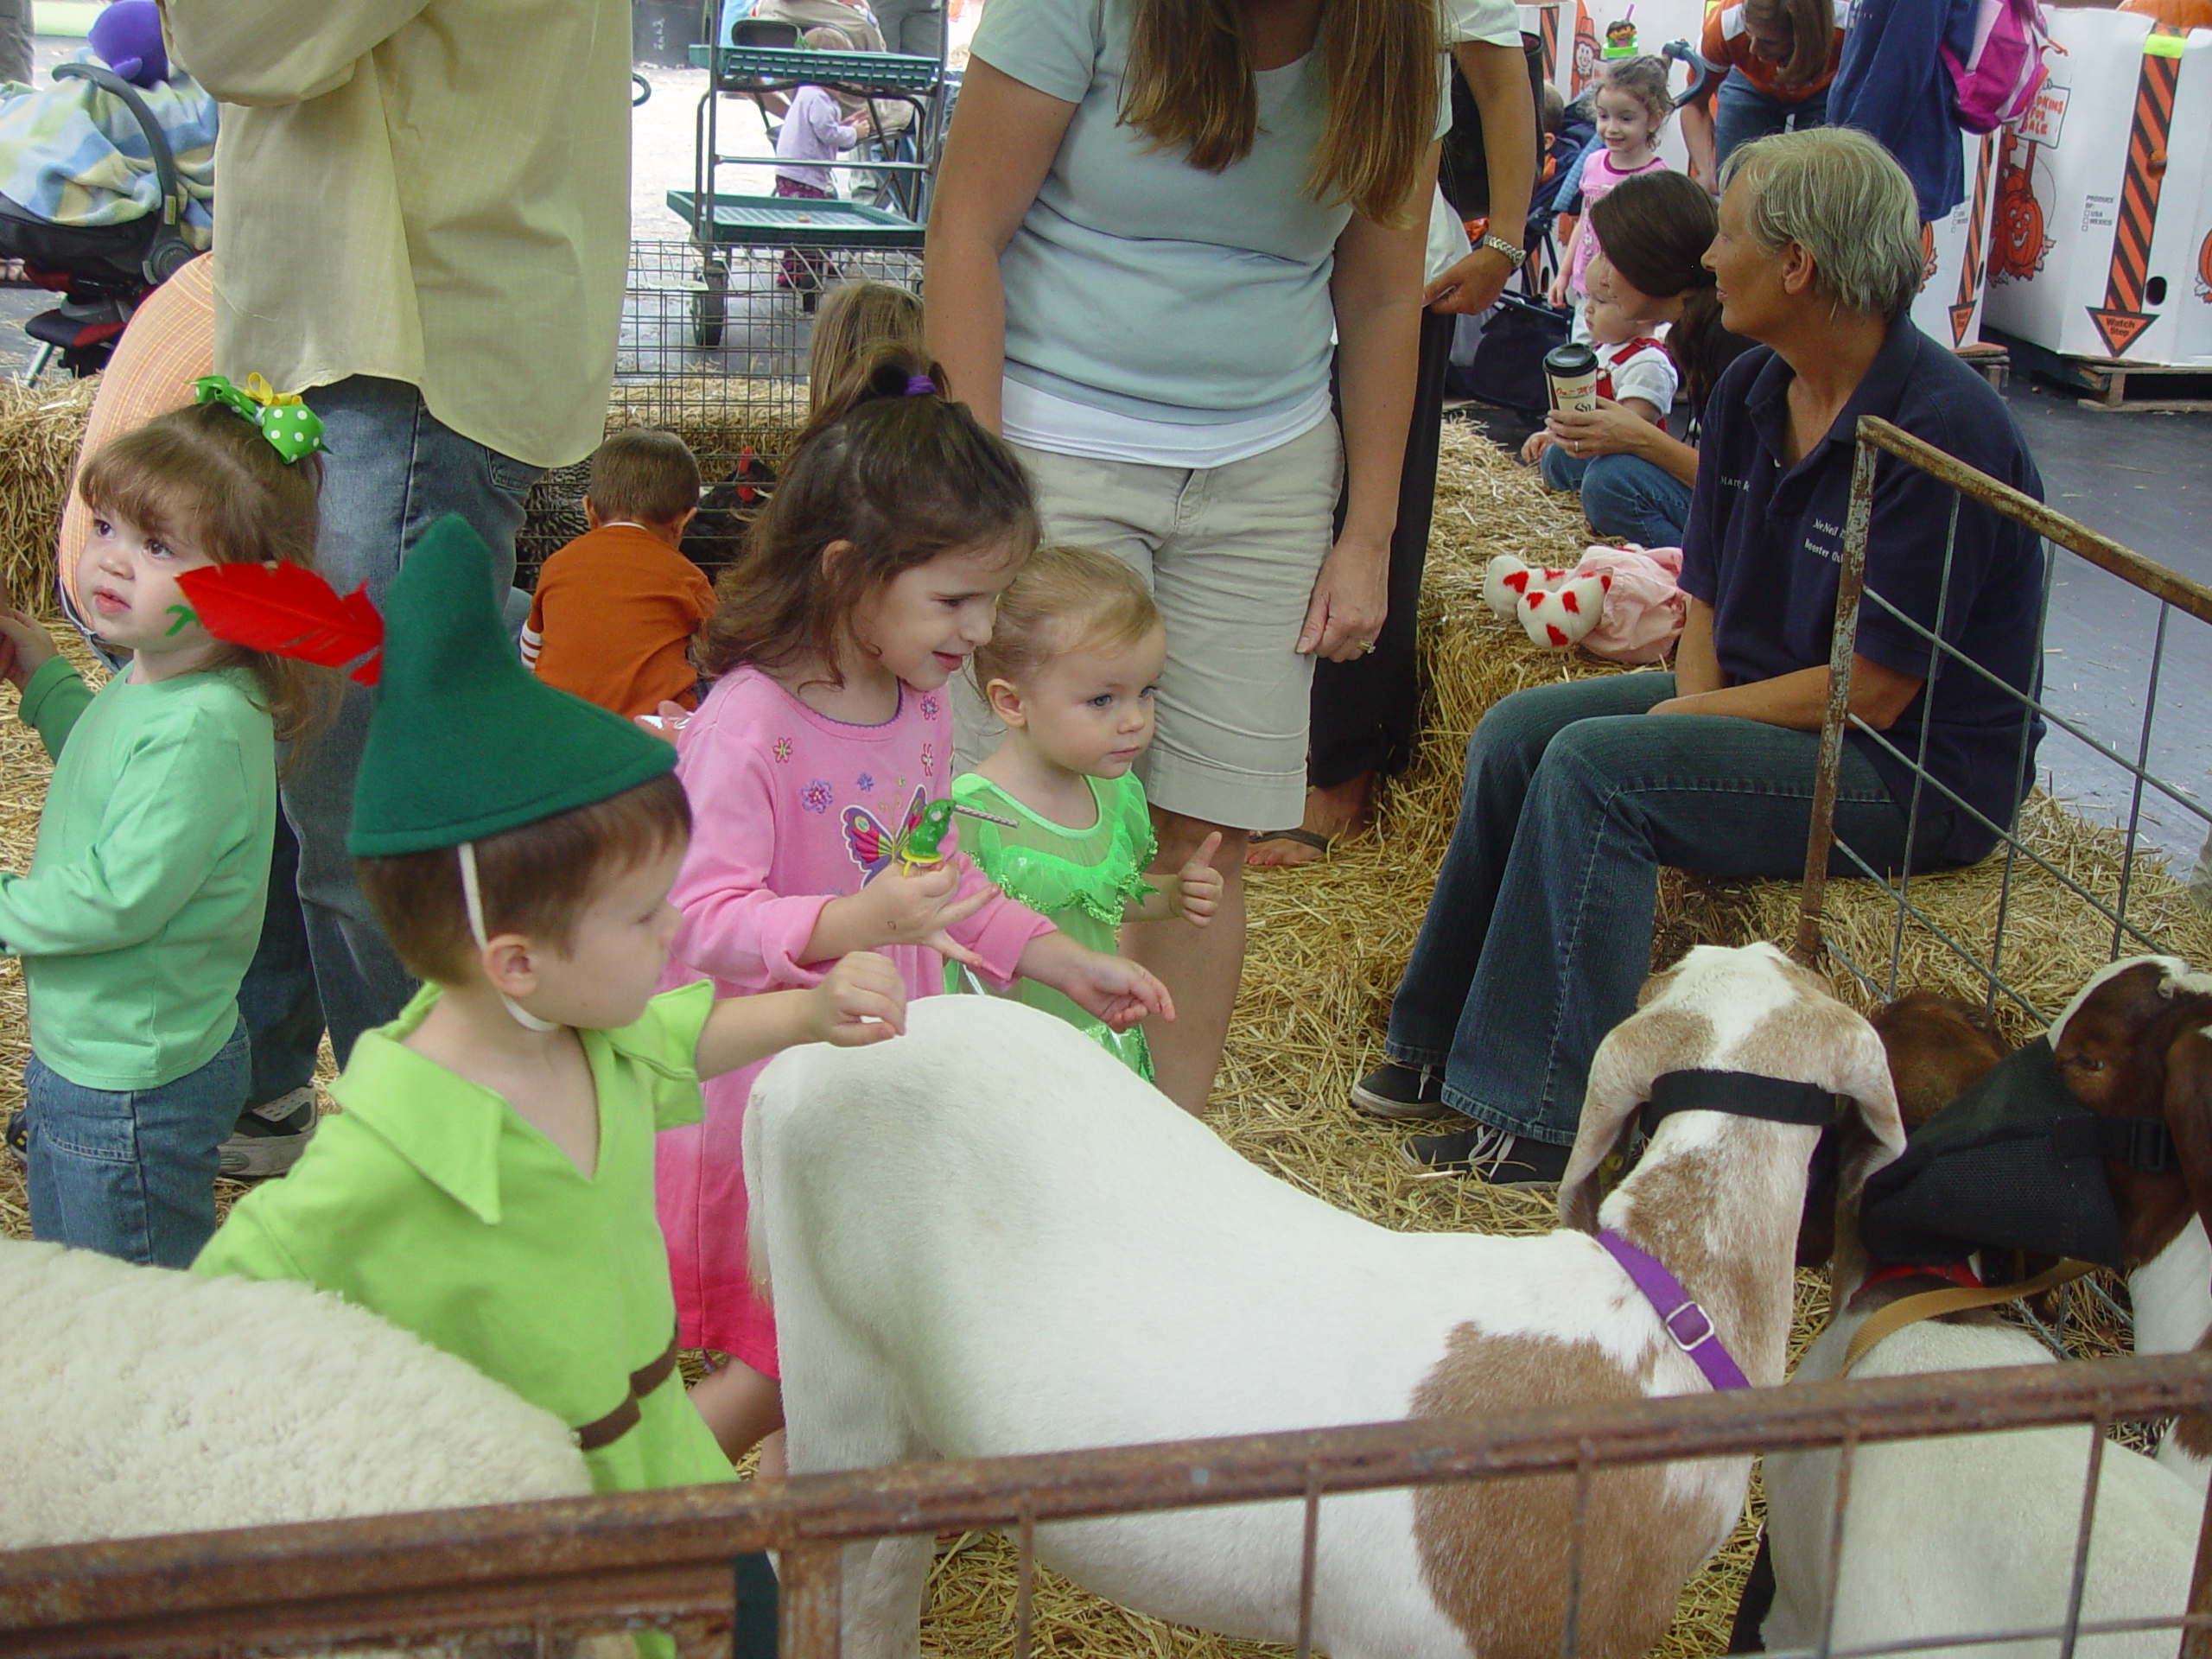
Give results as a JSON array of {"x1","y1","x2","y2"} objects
[
  {"x1": 808, "y1": 279, "x2": 927, "y2": 415},
  {"x1": 972, "y1": 545, "x2": 1160, "y2": 693}
]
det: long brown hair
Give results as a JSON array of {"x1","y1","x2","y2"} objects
[
  {"x1": 1587, "y1": 171, "x2": 1746, "y2": 410},
  {"x1": 1745, "y1": 0, "x2": 1835, "y2": 88},
  {"x1": 1119, "y1": 0, "x2": 1438, "y2": 223},
  {"x1": 697, "y1": 345, "x2": 1039, "y2": 685},
  {"x1": 77, "y1": 401, "x2": 328, "y2": 747}
]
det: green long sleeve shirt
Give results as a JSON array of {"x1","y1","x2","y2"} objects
[{"x1": 6, "y1": 656, "x2": 275, "y2": 1090}]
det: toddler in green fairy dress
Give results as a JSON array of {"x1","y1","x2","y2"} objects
[{"x1": 953, "y1": 547, "x2": 1224, "y2": 1083}]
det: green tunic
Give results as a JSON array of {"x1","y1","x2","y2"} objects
[
  {"x1": 194, "y1": 980, "x2": 732, "y2": 1501},
  {"x1": 948, "y1": 771, "x2": 1156, "y2": 1079}
]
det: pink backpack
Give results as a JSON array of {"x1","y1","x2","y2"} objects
[{"x1": 1943, "y1": 0, "x2": 2054, "y2": 133}]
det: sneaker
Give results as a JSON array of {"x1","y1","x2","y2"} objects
[
  {"x1": 1401, "y1": 1122, "x2": 1575, "y2": 1186},
  {"x1": 3, "y1": 1108, "x2": 23, "y2": 1168},
  {"x1": 218, "y1": 1086, "x2": 319, "y2": 1180},
  {"x1": 1350, "y1": 1060, "x2": 1453, "y2": 1122}
]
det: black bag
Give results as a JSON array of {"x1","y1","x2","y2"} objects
[
  {"x1": 1447, "y1": 289, "x2": 1570, "y2": 423},
  {"x1": 1437, "y1": 29, "x2": 1548, "y2": 221},
  {"x1": 1856, "y1": 1037, "x2": 2174, "y2": 1271}
]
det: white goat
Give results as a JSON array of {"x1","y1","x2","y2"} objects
[
  {"x1": 0, "y1": 1236, "x2": 590, "y2": 1550},
  {"x1": 747, "y1": 942, "x2": 1904, "y2": 1659},
  {"x1": 1760, "y1": 1299, "x2": 2199, "y2": 1659}
]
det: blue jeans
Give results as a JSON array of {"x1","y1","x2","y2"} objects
[
  {"x1": 1383, "y1": 675, "x2": 1955, "y2": 1147},
  {"x1": 288, "y1": 377, "x2": 543, "y2": 1065},
  {"x1": 238, "y1": 812, "x2": 323, "y2": 1109},
  {"x1": 25, "y1": 1019, "x2": 250, "y2": 1268},
  {"x1": 1540, "y1": 445, "x2": 1694, "y2": 548},
  {"x1": 1713, "y1": 70, "x2": 1828, "y2": 171}
]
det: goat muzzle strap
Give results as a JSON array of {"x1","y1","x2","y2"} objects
[{"x1": 1639, "y1": 1070, "x2": 1843, "y2": 1140}]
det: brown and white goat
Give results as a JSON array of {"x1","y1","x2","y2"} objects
[{"x1": 745, "y1": 942, "x2": 1903, "y2": 1659}]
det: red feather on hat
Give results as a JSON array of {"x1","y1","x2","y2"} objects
[{"x1": 175, "y1": 562, "x2": 385, "y2": 685}]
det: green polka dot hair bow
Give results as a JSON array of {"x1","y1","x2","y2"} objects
[{"x1": 193, "y1": 373, "x2": 330, "y2": 464}]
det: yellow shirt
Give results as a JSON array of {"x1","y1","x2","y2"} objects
[{"x1": 164, "y1": 0, "x2": 632, "y2": 468}]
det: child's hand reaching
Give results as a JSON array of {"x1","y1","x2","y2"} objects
[
  {"x1": 1016, "y1": 932, "x2": 1174, "y2": 1032},
  {"x1": 1519, "y1": 429, "x2": 1555, "y2": 467},
  {"x1": 823, "y1": 863, "x2": 995, "y2": 967},
  {"x1": 0, "y1": 608, "x2": 61, "y2": 692},
  {"x1": 810, "y1": 950, "x2": 906, "y2": 1046},
  {"x1": 1176, "y1": 831, "x2": 1224, "y2": 927}
]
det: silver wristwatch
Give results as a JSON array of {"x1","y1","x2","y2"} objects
[{"x1": 1478, "y1": 232, "x2": 1526, "y2": 269}]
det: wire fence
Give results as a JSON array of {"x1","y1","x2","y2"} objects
[
  {"x1": 6, "y1": 1350, "x2": 2211, "y2": 1659},
  {"x1": 1794, "y1": 414, "x2": 2212, "y2": 1023}
]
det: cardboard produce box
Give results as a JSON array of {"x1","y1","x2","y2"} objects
[{"x1": 1981, "y1": 10, "x2": 2212, "y2": 366}]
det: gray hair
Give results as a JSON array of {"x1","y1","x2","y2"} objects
[{"x1": 1719, "y1": 128, "x2": 1925, "y2": 319}]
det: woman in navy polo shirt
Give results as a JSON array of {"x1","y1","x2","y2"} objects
[{"x1": 1352, "y1": 127, "x2": 2044, "y2": 1185}]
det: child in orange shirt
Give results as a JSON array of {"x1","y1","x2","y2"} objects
[{"x1": 522, "y1": 430, "x2": 715, "y2": 718}]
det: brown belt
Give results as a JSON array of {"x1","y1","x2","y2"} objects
[{"x1": 575, "y1": 1327, "x2": 682, "y2": 1452}]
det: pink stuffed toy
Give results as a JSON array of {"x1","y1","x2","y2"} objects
[{"x1": 1483, "y1": 546, "x2": 1688, "y2": 665}]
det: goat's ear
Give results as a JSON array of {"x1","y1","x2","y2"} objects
[
  {"x1": 1559, "y1": 1017, "x2": 1662, "y2": 1232},
  {"x1": 1831, "y1": 1015, "x2": 1907, "y2": 1212},
  {"x1": 1825, "y1": 1016, "x2": 1908, "y2": 1303},
  {"x1": 2163, "y1": 1021, "x2": 2212, "y2": 1243}
]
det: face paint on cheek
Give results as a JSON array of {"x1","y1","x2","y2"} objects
[{"x1": 164, "y1": 604, "x2": 197, "y2": 638}]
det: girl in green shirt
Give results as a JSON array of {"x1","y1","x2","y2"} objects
[
  {"x1": 0, "y1": 389, "x2": 325, "y2": 1267},
  {"x1": 954, "y1": 546, "x2": 1226, "y2": 1087}
]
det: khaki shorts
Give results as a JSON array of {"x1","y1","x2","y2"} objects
[{"x1": 954, "y1": 417, "x2": 1344, "y2": 832}]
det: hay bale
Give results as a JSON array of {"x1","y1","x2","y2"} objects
[{"x1": 0, "y1": 377, "x2": 98, "y2": 614}]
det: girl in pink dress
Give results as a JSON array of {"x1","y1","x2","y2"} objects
[
  {"x1": 661, "y1": 346, "x2": 1173, "y2": 1468},
  {"x1": 1550, "y1": 57, "x2": 1674, "y2": 308}
]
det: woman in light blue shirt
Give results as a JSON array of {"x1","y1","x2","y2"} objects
[{"x1": 928, "y1": 0, "x2": 1441, "y2": 1113}]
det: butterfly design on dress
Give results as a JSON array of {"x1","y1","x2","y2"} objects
[{"x1": 841, "y1": 786, "x2": 1017, "y2": 880}]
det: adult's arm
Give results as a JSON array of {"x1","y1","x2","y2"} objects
[
  {"x1": 1546, "y1": 397, "x2": 1700, "y2": 486},
  {"x1": 1299, "y1": 143, "x2": 1437, "y2": 662},
  {"x1": 1425, "y1": 41, "x2": 1538, "y2": 316},
  {"x1": 921, "y1": 61, "x2": 1077, "y2": 433},
  {"x1": 1652, "y1": 623, "x2": 1923, "y2": 731},
  {"x1": 161, "y1": 0, "x2": 427, "y2": 105}
]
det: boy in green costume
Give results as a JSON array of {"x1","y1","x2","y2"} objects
[{"x1": 194, "y1": 515, "x2": 905, "y2": 1642}]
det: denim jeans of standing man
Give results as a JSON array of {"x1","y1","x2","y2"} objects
[
  {"x1": 1383, "y1": 672, "x2": 1955, "y2": 1148},
  {"x1": 1713, "y1": 70, "x2": 1828, "y2": 172},
  {"x1": 289, "y1": 377, "x2": 543, "y2": 1065}
]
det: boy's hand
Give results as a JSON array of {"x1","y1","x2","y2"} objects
[
  {"x1": 634, "y1": 700, "x2": 690, "y2": 741},
  {"x1": 1519, "y1": 429, "x2": 1554, "y2": 466},
  {"x1": 810, "y1": 950, "x2": 906, "y2": 1046},
  {"x1": 0, "y1": 609, "x2": 60, "y2": 692},
  {"x1": 845, "y1": 863, "x2": 992, "y2": 966},
  {"x1": 1176, "y1": 831, "x2": 1224, "y2": 926}
]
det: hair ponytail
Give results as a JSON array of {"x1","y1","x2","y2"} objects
[
  {"x1": 1586, "y1": 171, "x2": 1751, "y2": 410},
  {"x1": 698, "y1": 343, "x2": 1039, "y2": 684}
]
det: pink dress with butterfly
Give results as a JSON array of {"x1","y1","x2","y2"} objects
[{"x1": 657, "y1": 665, "x2": 1055, "y2": 1370}]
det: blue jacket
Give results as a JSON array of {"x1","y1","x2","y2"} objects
[{"x1": 1827, "y1": 0, "x2": 1977, "y2": 221}]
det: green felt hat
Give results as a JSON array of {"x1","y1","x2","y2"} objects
[{"x1": 346, "y1": 514, "x2": 677, "y2": 857}]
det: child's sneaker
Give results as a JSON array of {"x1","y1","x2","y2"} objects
[{"x1": 217, "y1": 1087, "x2": 318, "y2": 1180}]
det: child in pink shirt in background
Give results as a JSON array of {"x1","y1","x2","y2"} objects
[
  {"x1": 1549, "y1": 57, "x2": 1673, "y2": 308},
  {"x1": 660, "y1": 345, "x2": 1173, "y2": 1469}
]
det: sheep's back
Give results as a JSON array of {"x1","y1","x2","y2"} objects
[{"x1": 0, "y1": 1238, "x2": 591, "y2": 1549}]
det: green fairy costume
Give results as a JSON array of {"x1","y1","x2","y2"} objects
[{"x1": 947, "y1": 770, "x2": 1157, "y2": 1079}]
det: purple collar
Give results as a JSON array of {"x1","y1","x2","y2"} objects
[{"x1": 1597, "y1": 1229, "x2": 1752, "y2": 1391}]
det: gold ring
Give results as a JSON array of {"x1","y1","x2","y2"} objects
[{"x1": 1361, "y1": 641, "x2": 1378, "y2": 655}]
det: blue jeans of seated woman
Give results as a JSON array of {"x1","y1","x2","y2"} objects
[
  {"x1": 1382, "y1": 674, "x2": 1955, "y2": 1148},
  {"x1": 1540, "y1": 444, "x2": 1694, "y2": 549},
  {"x1": 24, "y1": 1018, "x2": 250, "y2": 1268},
  {"x1": 1714, "y1": 70, "x2": 1828, "y2": 171}
]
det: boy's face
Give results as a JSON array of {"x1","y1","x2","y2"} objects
[{"x1": 522, "y1": 839, "x2": 687, "y2": 1030}]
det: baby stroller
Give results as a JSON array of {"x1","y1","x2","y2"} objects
[{"x1": 0, "y1": 61, "x2": 198, "y2": 381}]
